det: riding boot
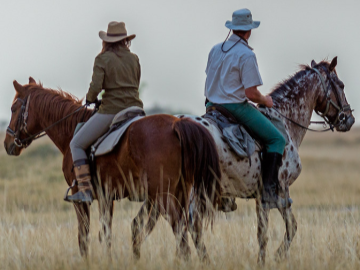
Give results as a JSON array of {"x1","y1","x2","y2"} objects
[
  {"x1": 261, "y1": 152, "x2": 292, "y2": 209},
  {"x1": 65, "y1": 159, "x2": 93, "y2": 204}
]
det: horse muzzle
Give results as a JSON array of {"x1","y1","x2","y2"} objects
[
  {"x1": 4, "y1": 141, "x2": 21, "y2": 156},
  {"x1": 336, "y1": 114, "x2": 355, "y2": 132}
]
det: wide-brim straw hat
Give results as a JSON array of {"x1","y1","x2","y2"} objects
[
  {"x1": 99, "y1": 21, "x2": 136, "y2": 43},
  {"x1": 225, "y1": 9, "x2": 260, "y2": 31}
]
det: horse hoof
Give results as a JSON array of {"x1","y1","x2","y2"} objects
[
  {"x1": 218, "y1": 197, "x2": 237, "y2": 212},
  {"x1": 133, "y1": 250, "x2": 140, "y2": 261}
]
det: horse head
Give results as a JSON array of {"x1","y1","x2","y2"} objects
[
  {"x1": 312, "y1": 57, "x2": 355, "y2": 132},
  {"x1": 4, "y1": 77, "x2": 41, "y2": 156}
]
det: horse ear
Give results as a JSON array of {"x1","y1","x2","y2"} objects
[
  {"x1": 329, "y1": 56, "x2": 338, "y2": 71},
  {"x1": 13, "y1": 80, "x2": 25, "y2": 94},
  {"x1": 29, "y1": 77, "x2": 36, "y2": 84},
  {"x1": 311, "y1": 60, "x2": 317, "y2": 68}
]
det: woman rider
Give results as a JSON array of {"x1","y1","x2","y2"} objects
[
  {"x1": 66, "y1": 21, "x2": 143, "y2": 203},
  {"x1": 205, "y1": 9, "x2": 290, "y2": 209}
]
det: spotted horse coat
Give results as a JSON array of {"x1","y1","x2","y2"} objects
[
  {"x1": 185, "y1": 58, "x2": 355, "y2": 264},
  {"x1": 182, "y1": 111, "x2": 299, "y2": 200},
  {"x1": 181, "y1": 110, "x2": 300, "y2": 200}
]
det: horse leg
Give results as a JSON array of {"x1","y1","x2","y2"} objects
[
  {"x1": 275, "y1": 207, "x2": 297, "y2": 260},
  {"x1": 74, "y1": 203, "x2": 91, "y2": 257},
  {"x1": 256, "y1": 197, "x2": 270, "y2": 265},
  {"x1": 131, "y1": 200, "x2": 160, "y2": 260},
  {"x1": 188, "y1": 210, "x2": 209, "y2": 263},
  {"x1": 167, "y1": 199, "x2": 191, "y2": 261},
  {"x1": 98, "y1": 199, "x2": 115, "y2": 257}
]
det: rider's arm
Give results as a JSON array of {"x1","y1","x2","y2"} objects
[
  {"x1": 240, "y1": 54, "x2": 273, "y2": 108},
  {"x1": 245, "y1": 86, "x2": 273, "y2": 108},
  {"x1": 86, "y1": 55, "x2": 105, "y2": 103}
]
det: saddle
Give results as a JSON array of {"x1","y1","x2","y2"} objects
[
  {"x1": 203, "y1": 104, "x2": 289, "y2": 166},
  {"x1": 204, "y1": 105, "x2": 259, "y2": 165},
  {"x1": 90, "y1": 106, "x2": 146, "y2": 158}
]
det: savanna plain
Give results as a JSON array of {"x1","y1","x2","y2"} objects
[{"x1": 1, "y1": 128, "x2": 360, "y2": 270}]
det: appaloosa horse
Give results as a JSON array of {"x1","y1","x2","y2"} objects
[
  {"x1": 4, "y1": 77, "x2": 221, "y2": 259},
  {"x1": 186, "y1": 57, "x2": 355, "y2": 263}
]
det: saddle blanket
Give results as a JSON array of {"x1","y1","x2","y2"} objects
[{"x1": 94, "y1": 115, "x2": 143, "y2": 156}]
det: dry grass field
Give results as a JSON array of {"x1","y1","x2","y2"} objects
[{"x1": 1, "y1": 127, "x2": 360, "y2": 270}]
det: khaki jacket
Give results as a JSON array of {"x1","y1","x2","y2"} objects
[{"x1": 86, "y1": 47, "x2": 143, "y2": 114}]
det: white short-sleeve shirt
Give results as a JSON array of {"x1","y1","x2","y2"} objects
[{"x1": 205, "y1": 34, "x2": 263, "y2": 104}]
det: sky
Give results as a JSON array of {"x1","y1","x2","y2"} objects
[{"x1": 0, "y1": 0, "x2": 359, "y2": 124}]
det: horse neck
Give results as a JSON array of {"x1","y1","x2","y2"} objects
[
  {"x1": 31, "y1": 93, "x2": 91, "y2": 154},
  {"x1": 271, "y1": 70, "x2": 323, "y2": 148}
]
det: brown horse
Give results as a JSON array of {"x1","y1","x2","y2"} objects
[{"x1": 4, "y1": 78, "x2": 221, "y2": 259}]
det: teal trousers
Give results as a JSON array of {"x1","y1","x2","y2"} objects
[{"x1": 207, "y1": 102, "x2": 285, "y2": 155}]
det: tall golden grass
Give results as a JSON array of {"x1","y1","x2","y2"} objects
[{"x1": 1, "y1": 128, "x2": 360, "y2": 270}]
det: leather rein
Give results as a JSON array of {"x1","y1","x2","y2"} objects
[
  {"x1": 6, "y1": 94, "x2": 86, "y2": 148},
  {"x1": 274, "y1": 66, "x2": 352, "y2": 132}
]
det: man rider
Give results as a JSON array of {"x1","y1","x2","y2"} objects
[{"x1": 204, "y1": 8, "x2": 290, "y2": 209}]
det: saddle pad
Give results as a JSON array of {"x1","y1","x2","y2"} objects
[
  {"x1": 204, "y1": 115, "x2": 258, "y2": 159},
  {"x1": 94, "y1": 116, "x2": 144, "y2": 156},
  {"x1": 222, "y1": 124, "x2": 256, "y2": 158}
]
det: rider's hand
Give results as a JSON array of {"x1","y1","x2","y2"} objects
[
  {"x1": 95, "y1": 99, "x2": 102, "y2": 109},
  {"x1": 85, "y1": 98, "x2": 98, "y2": 106},
  {"x1": 264, "y1": 95, "x2": 273, "y2": 108}
]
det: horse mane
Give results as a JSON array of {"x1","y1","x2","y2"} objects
[
  {"x1": 25, "y1": 83, "x2": 92, "y2": 134},
  {"x1": 270, "y1": 60, "x2": 331, "y2": 104}
]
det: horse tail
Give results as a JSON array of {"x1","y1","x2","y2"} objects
[{"x1": 173, "y1": 117, "x2": 221, "y2": 221}]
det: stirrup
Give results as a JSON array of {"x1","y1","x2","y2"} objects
[
  {"x1": 63, "y1": 180, "x2": 93, "y2": 204},
  {"x1": 64, "y1": 180, "x2": 77, "y2": 202}
]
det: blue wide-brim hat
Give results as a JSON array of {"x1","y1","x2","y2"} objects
[{"x1": 225, "y1": 8, "x2": 260, "y2": 31}]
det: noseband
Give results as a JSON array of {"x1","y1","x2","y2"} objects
[{"x1": 312, "y1": 67, "x2": 352, "y2": 129}]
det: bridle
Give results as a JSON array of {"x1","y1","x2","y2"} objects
[
  {"x1": 312, "y1": 66, "x2": 352, "y2": 129},
  {"x1": 6, "y1": 94, "x2": 86, "y2": 149},
  {"x1": 6, "y1": 95, "x2": 41, "y2": 148}
]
